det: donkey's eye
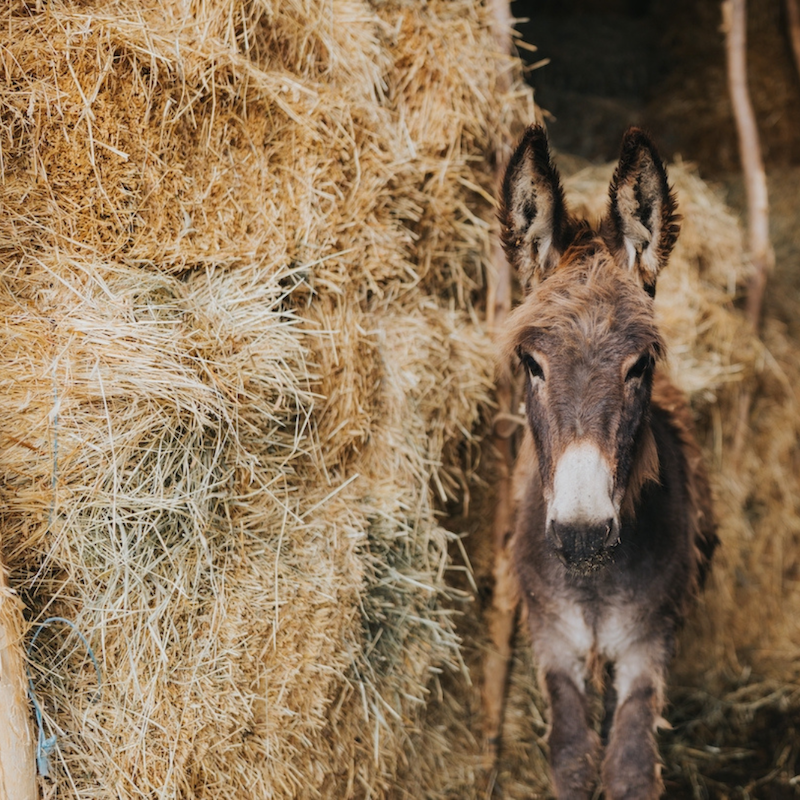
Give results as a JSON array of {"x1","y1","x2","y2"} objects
[
  {"x1": 521, "y1": 353, "x2": 545, "y2": 381},
  {"x1": 626, "y1": 353, "x2": 654, "y2": 382}
]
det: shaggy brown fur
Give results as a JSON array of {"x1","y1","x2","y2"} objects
[{"x1": 493, "y1": 126, "x2": 718, "y2": 800}]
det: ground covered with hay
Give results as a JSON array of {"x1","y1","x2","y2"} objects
[{"x1": 1, "y1": 1, "x2": 799, "y2": 799}]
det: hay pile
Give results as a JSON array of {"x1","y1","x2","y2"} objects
[
  {"x1": 400, "y1": 160, "x2": 800, "y2": 798},
  {"x1": 0, "y1": 1, "x2": 532, "y2": 796}
]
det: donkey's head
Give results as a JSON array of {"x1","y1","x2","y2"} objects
[{"x1": 501, "y1": 126, "x2": 678, "y2": 572}]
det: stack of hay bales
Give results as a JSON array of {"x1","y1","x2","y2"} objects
[{"x1": 0, "y1": 1, "x2": 531, "y2": 796}]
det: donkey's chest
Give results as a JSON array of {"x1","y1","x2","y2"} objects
[{"x1": 538, "y1": 591, "x2": 648, "y2": 665}]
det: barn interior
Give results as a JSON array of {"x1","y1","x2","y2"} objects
[{"x1": 1, "y1": 1, "x2": 799, "y2": 798}]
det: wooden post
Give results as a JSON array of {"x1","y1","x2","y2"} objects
[
  {"x1": 785, "y1": 0, "x2": 800, "y2": 87},
  {"x1": 723, "y1": 0, "x2": 774, "y2": 331},
  {"x1": 723, "y1": 0, "x2": 775, "y2": 455},
  {"x1": 0, "y1": 571, "x2": 36, "y2": 800},
  {"x1": 482, "y1": 0, "x2": 522, "y2": 771}
]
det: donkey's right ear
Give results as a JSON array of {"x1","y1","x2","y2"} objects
[
  {"x1": 500, "y1": 125, "x2": 571, "y2": 291},
  {"x1": 602, "y1": 128, "x2": 679, "y2": 294}
]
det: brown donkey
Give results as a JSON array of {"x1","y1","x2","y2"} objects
[{"x1": 486, "y1": 126, "x2": 718, "y2": 799}]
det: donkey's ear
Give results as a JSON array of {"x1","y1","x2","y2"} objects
[
  {"x1": 603, "y1": 128, "x2": 679, "y2": 295},
  {"x1": 500, "y1": 125, "x2": 571, "y2": 291}
]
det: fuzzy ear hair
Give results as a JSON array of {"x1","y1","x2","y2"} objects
[
  {"x1": 500, "y1": 125, "x2": 571, "y2": 291},
  {"x1": 603, "y1": 128, "x2": 679, "y2": 295}
]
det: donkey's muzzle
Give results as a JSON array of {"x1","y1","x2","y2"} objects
[{"x1": 549, "y1": 518, "x2": 620, "y2": 571}]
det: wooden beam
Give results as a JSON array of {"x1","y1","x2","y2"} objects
[
  {"x1": 0, "y1": 573, "x2": 36, "y2": 800},
  {"x1": 482, "y1": 0, "x2": 521, "y2": 773},
  {"x1": 723, "y1": 0, "x2": 774, "y2": 331}
]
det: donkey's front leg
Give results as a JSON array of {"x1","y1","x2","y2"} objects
[
  {"x1": 602, "y1": 643, "x2": 669, "y2": 800},
  {"x1": 543, "y1": 667, "x2": 600, "y2": 799}
]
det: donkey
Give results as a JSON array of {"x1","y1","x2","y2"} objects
[{"x1": 491, "y1": 126, "x2": 718, "y2": 799}]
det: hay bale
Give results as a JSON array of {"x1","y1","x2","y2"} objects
[{"x1": 0, "y1": 1, "x2": 530, "y2": 796}]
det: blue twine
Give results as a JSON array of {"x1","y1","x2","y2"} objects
[{"x1": 27, "y1": 617, "x2": 103, "y2": 778}]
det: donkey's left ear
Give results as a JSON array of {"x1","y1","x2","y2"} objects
[{"x1": 602, "y1": 128, "x2": 679, "y2": 295}]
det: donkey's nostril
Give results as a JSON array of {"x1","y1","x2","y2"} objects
[
  {"x1": 604, "y1": 518, "x2": 621, "y2": 548},
  {"x1": 549, "y1": 520, "x2": 564, "y2": 549}
]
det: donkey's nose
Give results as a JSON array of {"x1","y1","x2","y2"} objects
[
  {"x1": 549, "y1": 518, "x2": 619, "y2": 570},
  {"x1": 604, "y1": 517, "x2": 621, "y2": 548}
]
